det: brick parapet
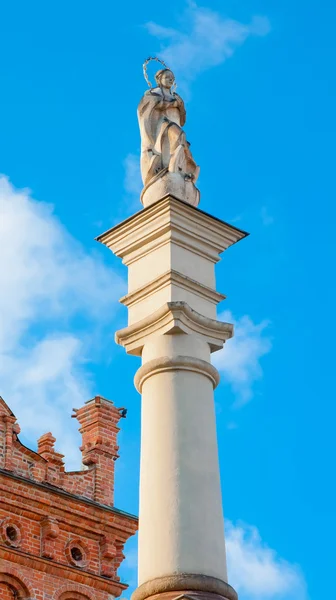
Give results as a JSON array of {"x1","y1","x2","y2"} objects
[{"x1": 0, "y1": 395, "x2": 126, "y2": 505}]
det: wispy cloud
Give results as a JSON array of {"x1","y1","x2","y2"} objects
[
  {"x1": 213, "y1": 310, "x2": 272, "y2": 405},
  {"x1": 145, "y1": 2, "x2": 270, "y2": 90},
  {"x1": 226, "y1": 521, "x2": 307, "y2": 599},
  {"x1": 0, "y1": 175, "x2": 124, "y2": 468}
]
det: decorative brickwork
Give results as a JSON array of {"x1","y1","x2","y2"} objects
[{"x1": 0, "y1": 395, "x2": 138, "y2": 599}]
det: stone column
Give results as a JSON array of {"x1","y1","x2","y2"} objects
[{"x1": 97, "y1": 197, "x2": 247, "y2": 600}]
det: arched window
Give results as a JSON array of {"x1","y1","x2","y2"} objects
[
  {"x1": 0, "y1": 582, "x2": 17, "y2": 600},
  {"x1": 0, "y1": 574, "x2": 31, "y2": 599},
  {"x1": 58, "y1": 592, "x2": 92, "y2": 600}
]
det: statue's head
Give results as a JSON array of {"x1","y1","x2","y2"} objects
[{"x1": 155, "y1": 69, "x2": 175, "y2": 90}]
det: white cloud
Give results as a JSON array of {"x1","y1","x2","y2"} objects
[
  {"x1": 145, "y1": 2, "x2": 270, "y2": 89},
  {"x1": 226, "y1": 521, "x2": 307, "y2": 599},
  {"x1": 0, "y1": 175, "x2": 124, "y2": 468},
  {"x1": 117, "y1": 523, "x2": 307, "y2": 600},
  {"x1": 2, "y1": 335, "x2": 90, "y2": 468},
  {"x1": 213, "y1": 310, "x2": 272, "y2": 405}
]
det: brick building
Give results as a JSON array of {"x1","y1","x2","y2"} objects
[{"x1": 0, "y1": 395, "x2": 138, "y2": 600}]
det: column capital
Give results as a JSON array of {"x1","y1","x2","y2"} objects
[
  {"x1": 134, "y1": 355, "x2": 220, "y2": 393},
  {"x1": 115, "y1": 301, "x2": 233, "y2": 356},
  {"x1": 96, "y1": 196, "x2": 248, "y2": 266}
]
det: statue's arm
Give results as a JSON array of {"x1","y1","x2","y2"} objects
[
  {"x1": 175, "y1": 94, "x2": 186, "y2": 126},
  {"x1": 138, "y1": 92, "x2": 162, "y2": 148},
  {"x1": 138, "y1": 92, "x2": 158, "y2": 116}
]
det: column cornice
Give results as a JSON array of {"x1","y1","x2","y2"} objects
[
  {"x1": 96, "y1": 196, "x2": 248, "y2": 265},
  {"x1": 115, "y1": 301, "x2": 233, "y2": 355}
]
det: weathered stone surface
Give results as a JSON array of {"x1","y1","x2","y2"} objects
[
  {"x1": 138, "y1": 68, "x2": 200, "y2": 207},
  {"x1": 131, "y1": 574, "x2": 238, "y2": 600}
]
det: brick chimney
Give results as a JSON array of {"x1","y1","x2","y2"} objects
[{"x1": 72, "y1": 396, "x2": 125, "y2": 506}]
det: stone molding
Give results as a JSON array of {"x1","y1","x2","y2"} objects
[
  {"x1": 120, "y1": 270, "x2": 225, "y2": 309},
  {"x1": 131, "y1": 574, "x2": 238, "y2": 600},
  {"x1": 134, "y1": 355, "x2": 220, "y2": 393},
  {"x1": 115, "y1": 301, "x2": 233, "y2": 355},
  {"x1": 97, "y1": 196, "x2": 248, "y2": 266},
  {"x1": 132, "y1": 592, "x2": 235, "y2": 600}
]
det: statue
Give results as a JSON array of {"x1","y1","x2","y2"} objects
[{"x1": 138, "y1": 58, "x2": 200, "y2": 208}]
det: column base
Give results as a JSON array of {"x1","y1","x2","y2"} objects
[
  {"x1": 132, "y1": 575, "x2": 238, "y2": 600},
  {"x1": 140, "y1": 171, "x2": 200, "y2": 208}
]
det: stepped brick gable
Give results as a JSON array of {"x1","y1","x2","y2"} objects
[{"x1": 0, "y1": 395, "x2": 138, "y2": 600}]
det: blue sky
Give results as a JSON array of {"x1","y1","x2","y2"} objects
[{"x1": 1, "y1": 1, "x2": 335, "y2": 599}]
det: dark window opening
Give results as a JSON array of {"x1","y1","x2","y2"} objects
[
  {"x1": 6, "y1": 526, "x2": 18, "y2": 542},
  {"x1": 70, "y1": 546, "x2": 83, "y2": 562}
]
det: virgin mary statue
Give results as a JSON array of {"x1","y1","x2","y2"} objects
[{"x1": 137, "y1": 69, "x2": 200, "y2": 188}]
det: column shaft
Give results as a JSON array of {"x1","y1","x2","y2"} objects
[{"x1": 136, "y1": 334, "x2": 227, "y2": 585}]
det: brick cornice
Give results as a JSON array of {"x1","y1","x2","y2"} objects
[
  {"x1": 0, "y1": 493, "x2": 137, "y2": 550},
  {"x1": 0, "y1": 468, "x2": 137, "y2": 523},
  {"x1": 1, "y1": 496, "x2": 135, "y2": 547}
]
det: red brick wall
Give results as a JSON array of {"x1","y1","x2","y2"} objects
[
  {"x1": 0, "y1": 558, "x2": 118, "y2": 600},
  {"x1": 0, "y1": 582, "x2": 14, "y2": 600},
  {"x1": 0, "y1": 395, "x2": 138, "y2": 599}
]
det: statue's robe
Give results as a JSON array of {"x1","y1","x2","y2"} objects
[{"x1": 137, "y1": 88, "x2": 198, "y2": 186}]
